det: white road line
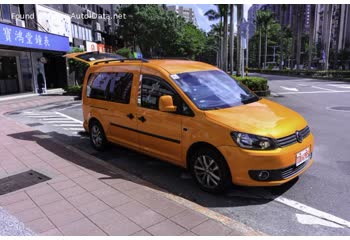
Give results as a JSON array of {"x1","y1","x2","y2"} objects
[
  {"x1": 296, "y1": 214, "x2": 343, "y2": 228},
  {"x1": 311, "y1": 86, "x2": 336, "y2": 92},
  {"x1": 53, "y1": 124, "x2": 82, "y2": 127},
  {"x1": 276, "y1": 90, "x2": 350, "y2": 95},
  {"x1": 275, "y1": 196, "x2": 350, "y2": 228},
  {"x1": 328, "y1": 84, "x2": 350, "y2": 89},
  {"x1": 57, "y1": 103, "x2": 82, "y2": 111},
  {"x1": 44, "y1": 121, "x2": 77, "y2": 124},
  {"x1": 280, "y1": 86, "x2": 299, "y2": 91},
  {"x1": 63, "y1": 128, "x2": 85, "y2": 131},
  {"x1": 27, "y1": 115, "x2": 58, "y2": 118},
  {"x1": 55, "y1": 112, "x2": 83, "y2": 124},
  {"x1": 42, "y1": 118, "x2": 70, "y2": 121}
]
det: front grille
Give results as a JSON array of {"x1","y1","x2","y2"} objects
[{"x1": 276, "y1": 126, "x2": 310, "y2": 148}]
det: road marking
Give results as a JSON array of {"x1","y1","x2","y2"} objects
[
  {"x1": 328, "y1": 84, "x2": 350, "y2": 89},
  {"x1": 280, "y1": 86, "x2": 299, "y2": 91},
  {"x1": 296, "y1": 214, "x2": 344, "y2": 228},
  {"x1": 57, "y1": 103, "x2": 82, "y2": 111},
  {"x1": 53, "y1": 124, "x2": 82, "y2": 127},
  {"x1": 276, "y1": 90, "x2": 350, "y2": 95},
  {"x1": 311, "y1": 86, "x2": 336, "y2": 92},
  {"x1": 63, "y1": 128, "x2": 85, "y2": 131},
  {"x1": 297, "y1": 84, "x2": 309, "y2": 87},
  {"x1": 275, "y1": 196, "x2": 350, "y2": 228},
  {"x1": 42, "y1": 118, "x2": 70, "y2": 121},
  {"x1": 55, "y1": 112, "x2": 83, "y2": 124}
]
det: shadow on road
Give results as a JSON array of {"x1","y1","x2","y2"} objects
[{"x1": 8, "y1": 129, "x2": 298, "y2": 209}]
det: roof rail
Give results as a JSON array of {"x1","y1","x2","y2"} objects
[
  {"x1": 93, "y1": 58, "x2": 149, "y2": 65},
  {"x1": 147, "y1": 57, "x2": 190, "y2": 60}
]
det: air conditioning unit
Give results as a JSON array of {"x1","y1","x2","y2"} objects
[
  {"x1": 95, "y1": 32, "x2": 102, "y2": 42},
  {"x1": 15, "y1": 18, "x2": 25, "y2": 28},
  {"x1": 95, "y1": 22, "x2": 101, "y2": 31}
]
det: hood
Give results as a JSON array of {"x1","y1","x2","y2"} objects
[{"x1": 205, "y1": 98, "x2": 307, "y2": 138}]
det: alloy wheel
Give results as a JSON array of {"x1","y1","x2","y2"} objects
[{"x1": 193, "y1": 155, "x2": 221, "y2": 189}]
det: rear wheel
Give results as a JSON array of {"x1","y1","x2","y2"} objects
[
  {"x1": 89, "y1": 120, "x2": 107, "y2": 151},
  {"x1": 190, "y1": 147, "x2": 231, "y2": 193}
]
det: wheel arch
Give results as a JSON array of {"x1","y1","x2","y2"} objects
[{"x1": 186, "y1": 142, "x2": 226, "y2": 169}]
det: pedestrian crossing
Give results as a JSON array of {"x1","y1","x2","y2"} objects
[{"x1": 23, "y1": 111, "x2": 85, "y2": 135}]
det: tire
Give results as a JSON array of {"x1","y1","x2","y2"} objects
[
  {"x1": 190, "y1": 147, "x2": 232, "y2": 193},
  {"x1": 89, "y1": 120, "x2": 107, "y2": 151}
]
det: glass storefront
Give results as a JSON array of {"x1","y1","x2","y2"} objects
[{"x1": 0, "y1": 56, "x2": 19, "y2": 95}]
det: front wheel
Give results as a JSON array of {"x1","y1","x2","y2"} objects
[
  {"x1": 190, "y1": 148, "x2": 231, "y2": 193},
  {"x1": 89, "y1": 120, "x2": 107, "y2": 151}
]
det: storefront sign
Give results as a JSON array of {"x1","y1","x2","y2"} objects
[
  {"x1": 97, "y1": 44, "x2": 105, "y2": 53},
  {"x1": 0, "y1": 22, "x2": 70, "y2": 52},
  {"x1": 85, "y1": 41, "x2": 97, "y2": 52},
  {"x1": 36, "y1": 4, "x2": 72, "y2": 42}
]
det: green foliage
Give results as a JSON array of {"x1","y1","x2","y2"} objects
[
  {"x1": 117, "y1": 5, "x2": 207, "y2": 60},
  {"x1": 64, "y1": 85, "x2": 82, "y2": 95},
  {"x1": 234, "y1": 76, "x2": 269, "y2": 93},
  {"x1": 248, "y1": 69, "x2": 350, "y2": 79},
  {"x1": 116, "y1": 48, "x2": 133, "y2": 58}
]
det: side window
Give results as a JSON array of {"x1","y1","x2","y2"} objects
[
  {"x1": 87, "y1": 72, "x2": 112, "y2": 100},
  {"x1": 140, "y1": 75, "x2": 194, "y2": 116},
  {"x1": 109, "y1": 73, "x2": 133, "y2": 104},
  {"x1": 141, "y1": 76, "x2": 175, "y2": 110}
]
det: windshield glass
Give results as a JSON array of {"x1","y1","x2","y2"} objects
[{"x1": 173, "y1": 70, "x2": 259, "y2": 110}]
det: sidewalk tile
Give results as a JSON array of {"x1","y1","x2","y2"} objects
[
  {"x1": 78, "y1": 180, "x2": 108, "y2": 192},
  {"x1": 180, "y1": 231, "x2": 197, "y2": 236},
  {"x1": 47, "y1": 207, "x2": 84, "y2": 227},
  {"x1": 110, "y1": 181, "x2": 140, "y2": 192},
  {"x1": 5, "y1": 199, "x2": 37, "y2": 214},
  {"x1": 30, "y1": 191, "x2": 63, "y2": 206},
  {"x1": 89, "y1": 209, "x2": 141, "y2": 235},
  {"x1": 15, "y1": 207, "x2": 46, "y2": 223},
  {"x1": 40, "y1": 228, "x2": 63, "y2": 236},
  {"x1": 191, "y1": 219, "x2": 232, "y2": 236},
  {"x1": 25, "y1": 184, "x2": 56, "y2": 198},
  {"x1": 49, "y1": 179, "x2": 77, "y2": 191},
  {"x1": 26, "y1": 217, "x2": 55, "y2": 234},
  {"x1": 91, "y1": 186, "x2": 121, "y2": 198},
  {"x1": 115, "y1": 201, "x2": 165, "y2": 228},
  {"x1": 100, "y1": 192, "x2": 132, "y2": 208},
  {"x1": 76, "y1": 199, "x2": 110, "y2": 216},
  {"x1": 58, "y1": 185, "x2": 87, "y2": 198},
  {"x1": 132, "y1": 230, "x2": 152, "y2": 236},
  {"x1": 72, "y1": 175, "x2": 97, "y2": 184},
  {"x1": 67, "y1": 192, "x2": 99, "y2": 207},
  {"x1": 0, "y1": 191, "x2": 29, "y2": 206},
  {"x1": 170, "y1": 209, "x2": 208, "y2": 229},
  {"x1": 40, "y1": 199, "x2": 74, "y2": 216},
  {"x1": 146, "y1": 219, "x2": 186, "y2": 236},
  {"x1": 141, "y1": 196, "x2": 186, "y2": 218},
  {"x1": 122, "y1": 187, "x2": 155, "y2": 200},
  {"x1": 58, "y1": 218, "x2": 106, "y2": 236}
]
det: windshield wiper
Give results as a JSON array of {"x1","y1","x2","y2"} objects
[{"x1": 241, "y1": 96, "x2": 260, "y2": 104}]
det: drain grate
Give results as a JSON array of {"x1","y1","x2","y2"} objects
[
  {"x1": 0, "y1": 170, "x2": 51, "y2": 195},
  {"x1": 328, "y1": 106, "x2": 350, "y2": 112},
  {"x1": 26, "y1": 123, "x2": 43, "y2": 127}
]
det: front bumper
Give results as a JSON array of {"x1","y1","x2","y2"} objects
[{"x1": 218, "y1": 133, "x2": 314, "y2": 186}]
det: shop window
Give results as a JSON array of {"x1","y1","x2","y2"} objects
[{"x1": 0, "y1": 4, "x2": 11, "y2": 21}]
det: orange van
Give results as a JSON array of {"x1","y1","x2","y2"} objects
[{"x1": 66, "y1": 52, "x2": 314, "y2": 193}]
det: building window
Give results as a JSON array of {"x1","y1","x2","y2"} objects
[{"x1": 0, "y1": 4, "x2": 11, "y2": 21}]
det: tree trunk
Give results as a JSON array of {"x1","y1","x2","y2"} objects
[
  {"x1": 220, "y1": 17, "x2": 224, "y2": 69},
  {"x1": 258, "y1": 29, "x2": 262, "y2": 69},
  {"x1": 264, "y1": 30, "x2": 268, "y2": 69},
  {"x1": 308, "y1": 5, "x2": 315, "y2": 70},
  {"x1": 223, "y1": 8, "x2": 229, "y2": 72},
  {"x1": 229, "y1": 4, "x2": 235, "y2": 74},
  {"x1": 236, "y1": 5, "x2": 242, "y2": 76}
]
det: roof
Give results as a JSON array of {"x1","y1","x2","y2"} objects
[{"x1": 147, "y1": 59, "x2": 218, "y2": 74}]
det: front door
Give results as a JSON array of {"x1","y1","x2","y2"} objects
[
  {"x1": 136, "y1": 74, "x2": 183, "y2": 163},
  {"x1": 0, "y1": 56, "x2": 19, "y2": 95}
]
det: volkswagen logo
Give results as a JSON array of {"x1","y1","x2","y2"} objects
[{"x1": 296, "y1": 131, "x2": 303, "y2": 143}]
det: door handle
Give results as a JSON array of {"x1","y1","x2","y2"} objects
[
  {"x1": 127, "y1": 113, "x2": 134, "y2": 119},
  {"x1": 138, "y1": 116, "x2": 146, "y2": 122}
]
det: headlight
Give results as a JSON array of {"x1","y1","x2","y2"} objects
[{"x1": 231, "y1": 132, "x2": 277, "y2": 150}]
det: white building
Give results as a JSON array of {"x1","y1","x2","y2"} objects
[{"x1": 167, "y1": 5, "x2": 198, "y2": 27}]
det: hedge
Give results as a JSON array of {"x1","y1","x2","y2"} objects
[
  {"x1": 234, "y1": 76, "x2": 270, "y2": 96},
  {"x1": 64, "y1": 85, "x2": 82, "y2": 96},
  {"x1": 249, "y1": 68, "x2": 350, "y2": 79}
]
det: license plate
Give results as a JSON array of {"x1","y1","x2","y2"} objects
[{"x1": 296, "y1": 146, "x2": 311, "y2": 167}]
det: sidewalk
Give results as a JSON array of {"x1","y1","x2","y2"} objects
[{"x1": 0, "y1": 94, "x2": 262, "y2": 236}]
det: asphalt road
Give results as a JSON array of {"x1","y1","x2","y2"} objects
[{"x1": 6, "y1": 74, "x2": 350, "y2": 235}]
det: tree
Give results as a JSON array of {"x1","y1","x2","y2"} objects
[{"x1": 229, "y1": 4, "x2": 235, "y2": 74}]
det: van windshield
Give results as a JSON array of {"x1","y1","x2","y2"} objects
[{"x1": 172, "y1": 70, "x2": 259, "y2": 110}]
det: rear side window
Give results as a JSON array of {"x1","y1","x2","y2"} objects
[{"x1": 87, "y1": 72, "x2": 133, "y2": 103}]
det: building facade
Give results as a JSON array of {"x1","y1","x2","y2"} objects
[
  {"x1": 167, "y1": 5, "x2": 198, "y2": 26},
  {"x1": 0, "y1": 4, "x2": 120, "y2": 96}
]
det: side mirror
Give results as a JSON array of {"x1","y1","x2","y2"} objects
[{"x1": 159, "y1": 95, "x2": 177, "y2": 112}]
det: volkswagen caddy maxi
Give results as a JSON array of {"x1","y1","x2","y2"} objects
[{"x1": 66, "y1": 52, "x2": 314, "y2": 193}]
